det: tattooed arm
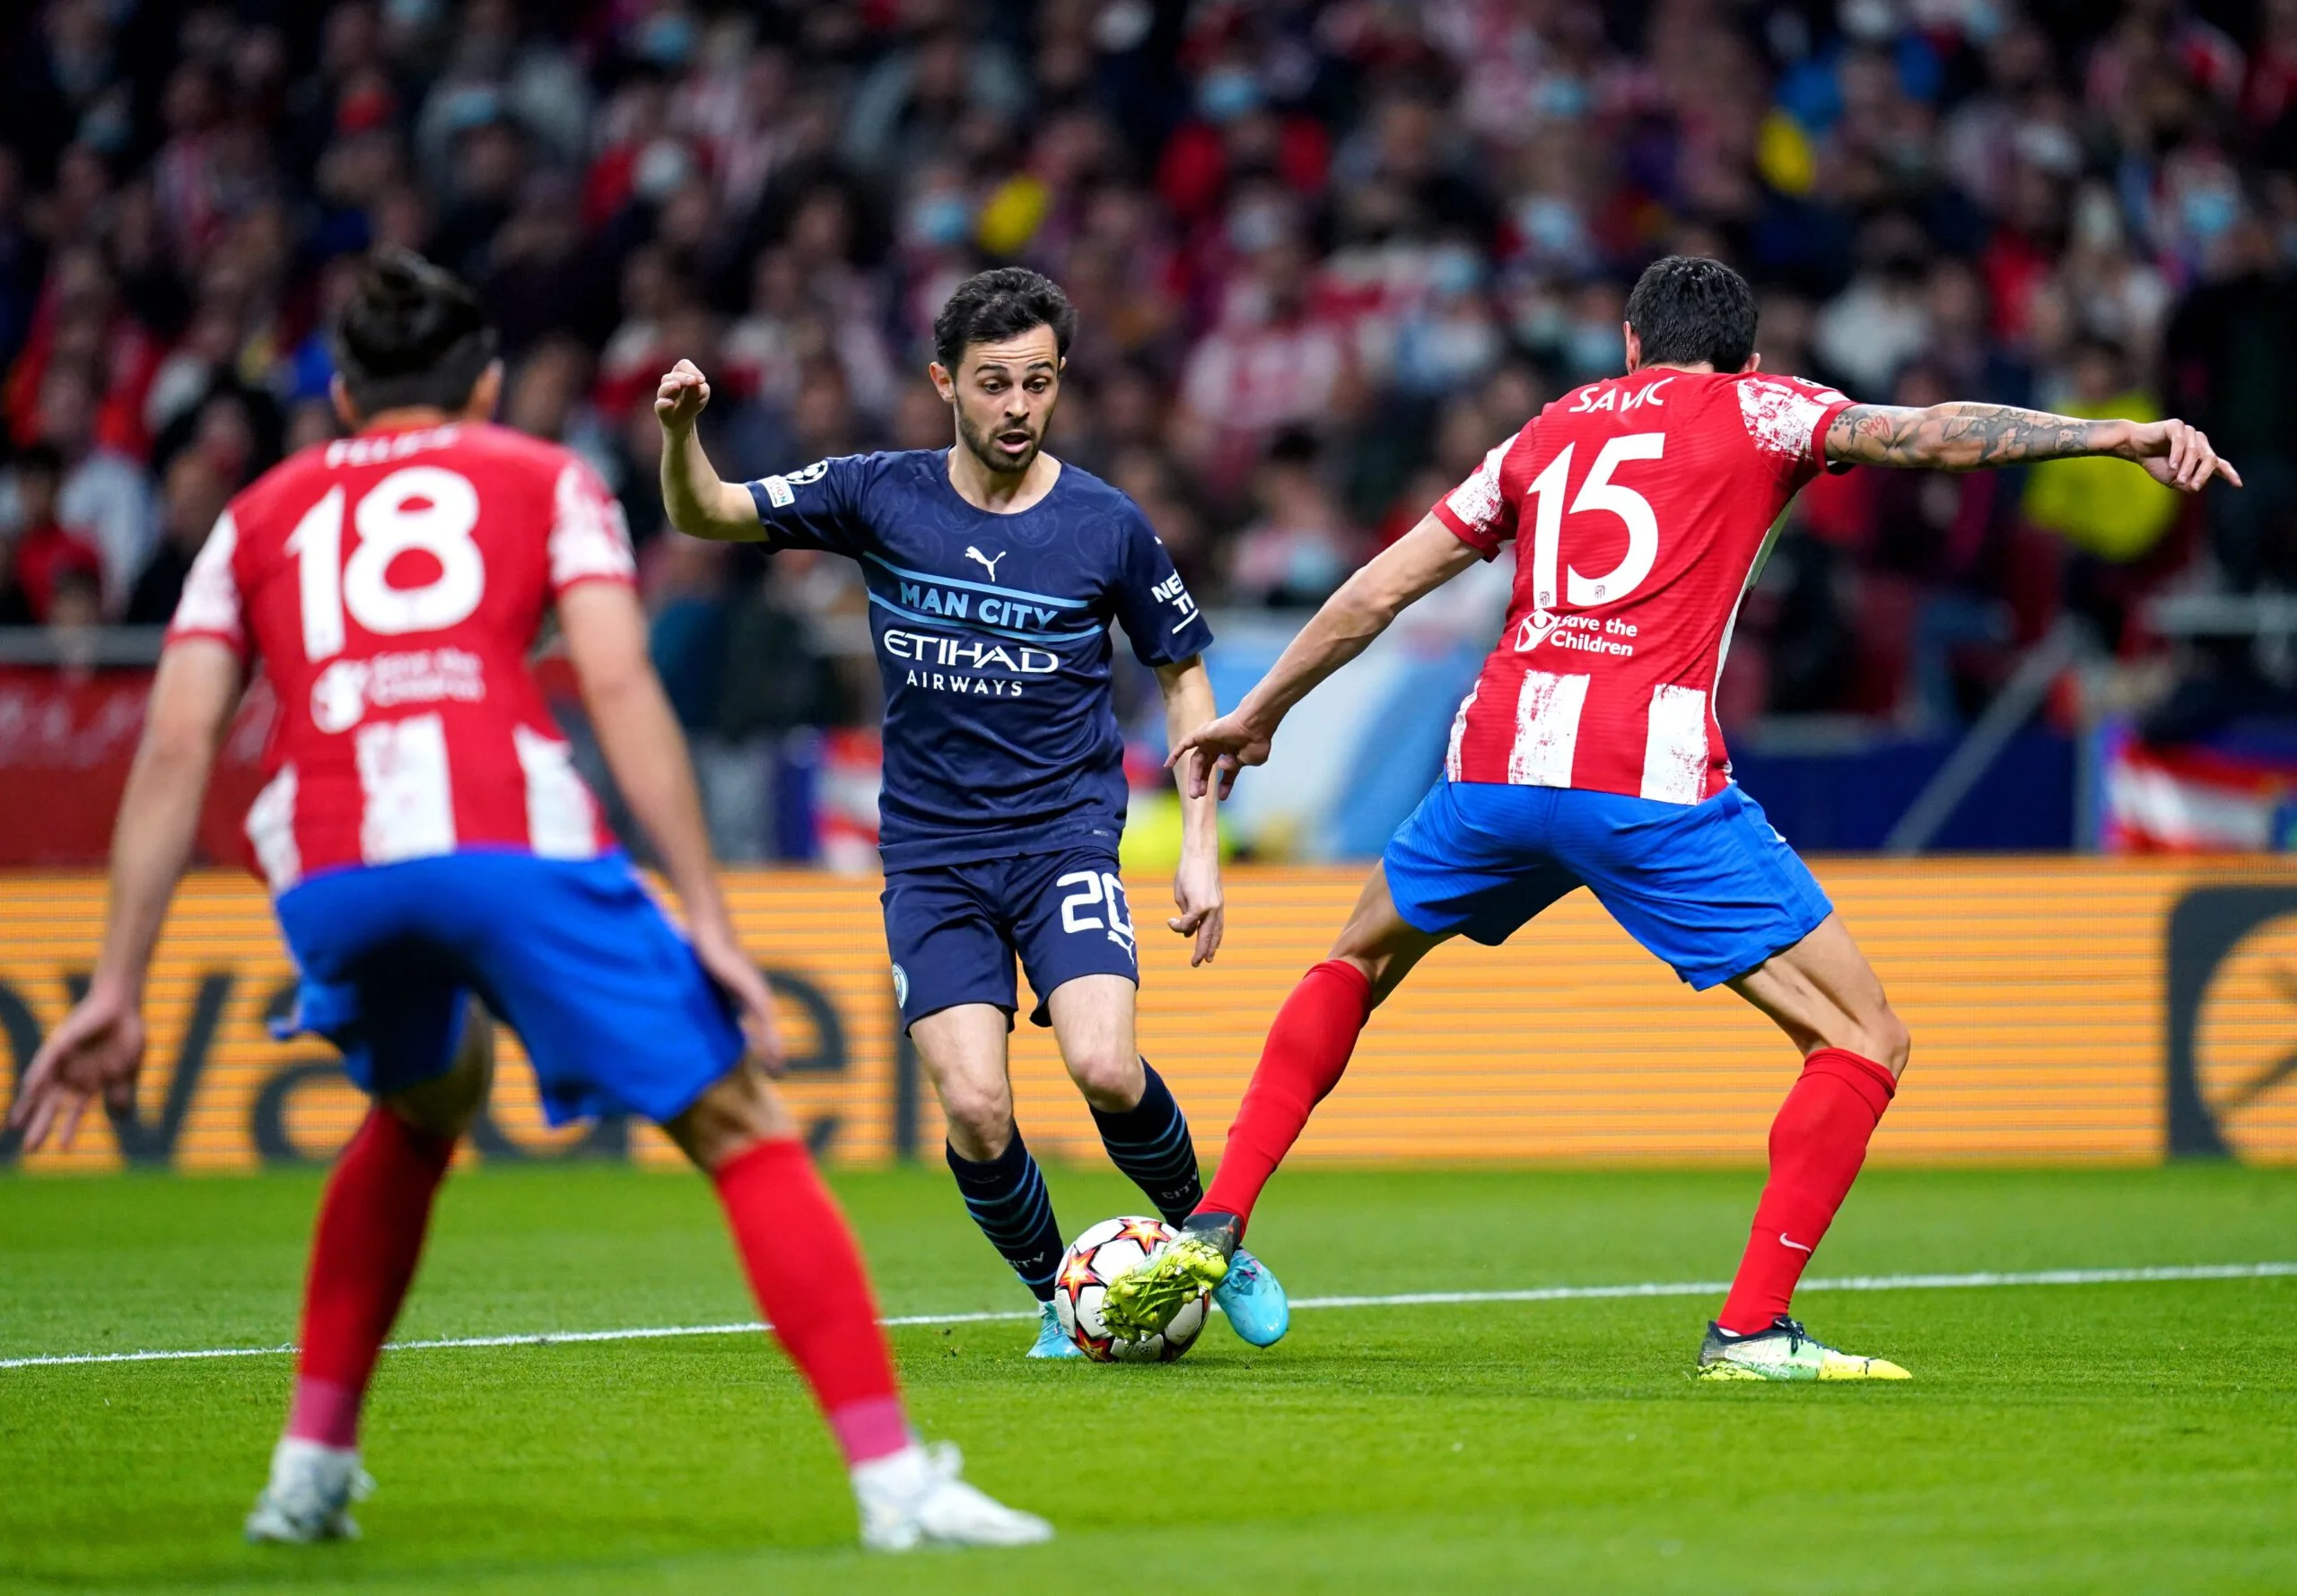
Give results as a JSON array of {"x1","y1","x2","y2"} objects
[{"x1": 1823, "y1": 403, "x2": 2243, "y2": 493}]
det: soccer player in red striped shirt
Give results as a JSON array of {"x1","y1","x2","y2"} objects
[
  {"x1": 1103, "y1": 255, "x2": 2240, "y2": 1380},
  {"x1": 9, "y1": 251, "x2": 1049, "y2": 1547}
]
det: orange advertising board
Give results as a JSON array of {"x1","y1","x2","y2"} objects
[{"x1": 2, "y1": 860, "x2": 2293, "y2": 1172}]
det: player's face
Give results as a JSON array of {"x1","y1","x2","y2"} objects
[{"x1": 940, "y1": 327, "x2": 1062, "y2": 476}]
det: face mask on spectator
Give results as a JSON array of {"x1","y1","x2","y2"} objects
[
  {"x1": 636, "y1": 13, "x2": 695, "y2": 68},
  {"x1": 82, "y1": 90, "x2": 132, "y2": 154},
  {"x1": 1518, "y1": 196, "x2": 1589, "y2": 263},
  {"x1": 1533, "y1": 75, "x2": 1589, "y2": 121},
  {"x1": 2181, "y1": 182, "x2": 2241, "y2": 245},
  {"x1": 1428, "y1": 247, "x2": 1485, "y2": 301},
  {"x1": 1228, "y1": 201, "x2": 1288, "y2": 255},
  {"x1": 1282, "y1": 538, "x2": 1345, "y2": 597},
  {"x1": 906, "y1": 194, "x2": 973, "y2": 249},
  {"x1": 1566, "y1": 318, "x2": 1620, "y2": 378},
  {"x1": 1198, "y1": 67, "x2": 1262, "y2": 125},
  {"x1": 633, "y1": 139, "x2": 695, "y2": 205}
]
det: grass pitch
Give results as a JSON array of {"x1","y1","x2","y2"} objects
[{"x1": 2, "y1": 1162, "x2": 2293, "y2": 1594}]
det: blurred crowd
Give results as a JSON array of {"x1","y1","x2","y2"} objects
[{"x1": 4, "y1": 0, "x2": 2297, "y2": 737}]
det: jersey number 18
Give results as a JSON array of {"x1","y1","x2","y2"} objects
[{"x1": 286, "y1": 466, "x2": 486, "y2": 661}]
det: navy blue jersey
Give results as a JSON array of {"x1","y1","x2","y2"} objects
[{"x1": 744, "y1": 449, "x2": 1213, "y2": 870}]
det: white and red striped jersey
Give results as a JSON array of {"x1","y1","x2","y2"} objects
[
  {"x1": 166, "y1": 422, "x2": 636, "y2": 893},
  {"x1": 1433, "y1": 368, "x2": 1852, "y2": 803}
]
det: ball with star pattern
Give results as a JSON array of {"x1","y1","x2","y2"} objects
[{"x1": 1052, "y1": 1216, "x2": 1210, "y2": 1363}]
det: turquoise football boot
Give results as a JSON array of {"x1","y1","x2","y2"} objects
[
  {"x1": 1214, "y1": 1245, "x2": 1290, "y2": 1347},
  {"x1": 1026, "y1": 1299, "x2": 1083, "y2": 1359},
  {"x1": 1100, "y1": 1212, "x2": 1289, "y2": 1347}
]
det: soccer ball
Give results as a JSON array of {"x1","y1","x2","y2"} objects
[{"x1": 1052, "y1": 1216, "x2": 1210, "y2": 1363}]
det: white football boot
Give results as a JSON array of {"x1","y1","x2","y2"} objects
[
  {"x1": 244, "y1": 1435, "x2": 375, "y2": 1542},
  {"x1": 851, "y1": 1441, "x2": 1054, "y2": 1551}
]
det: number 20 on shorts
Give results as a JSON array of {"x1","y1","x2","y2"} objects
[{"x1": 1058, "y1": 871, "x2": 1135, "y2": 952}]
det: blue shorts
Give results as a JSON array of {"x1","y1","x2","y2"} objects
[
  {"x1": 1383, "y1": 781, "x2": 1832, "y2": 990},
  {"x1": 882, "y1": 847, "x2": 1139, "y2": 1030},
  {"x1": 272, "y1": 850, "x2": 747, "y2": 1126}
]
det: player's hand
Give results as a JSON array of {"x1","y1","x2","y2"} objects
[
  {"x1": 655, "y1": 359, "x2": 712, "y2": 432},
  {"x1": 1168, "y1": 846, "x2": 1225, "y2": 966},
  {"x1": 1167, "y1": 711, "x2": 1275, "y2": 801},
  {"x1": 690, "y1": 924, "x2": 786, "y2": 1077},
  {"x1": 7, "y1": 981, "x2": 145, "y2": 1151},
  {"x1": 2125, "y1": 418, "x2": 2242, "y2": 493}
]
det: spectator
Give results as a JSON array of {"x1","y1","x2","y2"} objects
[
  {"x1": 2164, "y1": 216, "x2": 2297, "y2": 594},
  {"x1": 0, "y1": 442, "x2": 104, "y2": 625},
  {"x1": 1174, "y1": 228, "x2": 1352, "y2": 501},
  {"x1": 43, "y1": 563, "x2": 106, "y2": 679},
  {"x1": 1227, "y1": 428, "x2": 1362, "y2": 608},
  {"x1": 125, "y1": 450, "x2": 229, "y2": 625},
  {"x1": 24, "y1": 361, "x2": 155, "y2": 610},
  {"x1": 2, "y1": 0, "x2": 2295, "y2": 741},
  {"x1": 2024, "y1": 336, "x2": 2187, "y2": 650}
]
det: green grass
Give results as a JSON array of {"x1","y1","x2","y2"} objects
[{"x1": 2, "y1": 1163, "x2": 2293, "y2": 1594}]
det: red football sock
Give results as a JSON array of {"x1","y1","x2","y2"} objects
[
  {"x1": 287, "y1": 1108, "x2": 457, "y2": 1449},
  {"x1": 1716, "y1": 1049, "x2": 1898, "y2": 1335},
  {"x1": 1200, "y1": 959, "x2": 1375, "y2": 1233},
  {"x1": 712, "y1": 1138, "x2": 909, "y2": 1467}
]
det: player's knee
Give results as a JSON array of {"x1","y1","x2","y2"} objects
[
  {"x1": 386, "y1": 1007, "x2": 493, "y2": 1138},
  {"x1": 666, "y1": 1063, "x2": 797, "y2": 1169},
  {"x1": 1064, "y1": 1047, "x2": 1140, "y2": 1112},
  {"x1": 938, "y1": 1077, "x2": 1014, "y2": 1148},
  {"x1": 1826, "y1": 1006, "x2": 1910, "y2": 1079},
  {"x1": 1870, "y1": 1008, "x2": 1912, "y2": 1078}
]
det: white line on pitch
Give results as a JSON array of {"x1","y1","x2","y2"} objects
[{"x1": 4, "y1": 1260, "x2": 2290, "y2": 1373}]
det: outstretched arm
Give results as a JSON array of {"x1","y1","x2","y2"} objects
[
  {"x1": 1170, "y1": 516, "x2": 1482, "y2": 800},
  {"x1": 7, "y1": 640, "x2": 242, "y2": 1148},
  {"x1": 656, "y1": 360, "x2": 768, "y2": 541},
  {"x1": 1824, "y1": 403, "x2": 2242, "y2": 492}
]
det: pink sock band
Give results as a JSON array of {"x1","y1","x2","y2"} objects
[
  {"x1": 284, "y1": 1375, "x2": 362, "y2": 1450},
  {"x1": 827, "y1": 1395, "x2": 912, "y2": 1466}
]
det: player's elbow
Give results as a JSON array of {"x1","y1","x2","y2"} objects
[
  {"x1": 576, "y1": 659, "x2": 659, "y2": 724},
  {"x1": 1337, "y1": 568, "x2": 1411, "y2": 632}
]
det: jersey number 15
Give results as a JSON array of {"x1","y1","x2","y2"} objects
[{"x1": 1524, "y1": 432, "x2": 1665, "y2": 614}]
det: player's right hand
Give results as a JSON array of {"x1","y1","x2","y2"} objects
[
  {"x1": 1168, "y1": 710, "x2": 1275, "y2": 801},
  {"x1": 2125, "y1": 418, "x2": 2242, "y2": 493},
  {"x1": 690, "y1": 923, "x2": 787, "y2": 1077},
  {"x1": 6, "y1": 981, "x2": 144, "y2": 1151},
  {"x1": 655, "y1": 359, "x2": 712, "y2": 431}
]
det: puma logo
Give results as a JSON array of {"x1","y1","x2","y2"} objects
[{"x1": 965, "y1": 545, "x2": 1006, "y2": 582}]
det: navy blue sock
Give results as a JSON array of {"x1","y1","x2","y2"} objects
[
  {"x1": 946, "y1": 1129, "x2": 1064, "y2": 1302},
  {"x1": 1090, "y1": 1060, "x2": 1203, "y2": 1227}
]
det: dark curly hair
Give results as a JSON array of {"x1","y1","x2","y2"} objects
[
  {"x1": 1623, "y1": 255, "x2": 1759, "y2": 373},
  {"x1": 931, "y1": 266, "x2": 1076, "y2": 373}
]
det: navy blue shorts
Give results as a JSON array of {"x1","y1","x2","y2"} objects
[
  {"x1": 882, "y1": 847, "x2": 1139, "y2": 1030},
  {"x1": 1383, "y1": 781, "x2": 1833, "y2": 990},
  {"x1": 272, "y1": 850, "x2": 747, "y2": 1125}
]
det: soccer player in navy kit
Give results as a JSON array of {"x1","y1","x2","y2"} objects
[{"x1": 657, "y1": 268, "x2": 1288, "y2": 1357}]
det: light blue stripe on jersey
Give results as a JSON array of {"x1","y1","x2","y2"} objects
[
  {"x1": 865, "y1": 589, "x2": 1095, "y2": 645},
  {"x1": 862, "y1": 552, "x2": 1088, "y2": 609}
]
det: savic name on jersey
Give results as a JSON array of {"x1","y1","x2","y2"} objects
[
  {"x1": 165, "y1": 422, "x2": 638, "y2": 892},
  {"x1": 1434, "y1": 369, "x2": 1853, "y2": 805},
  {"x1": 743, "y1": 449, "x2": 1212, "y2": 871}
]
